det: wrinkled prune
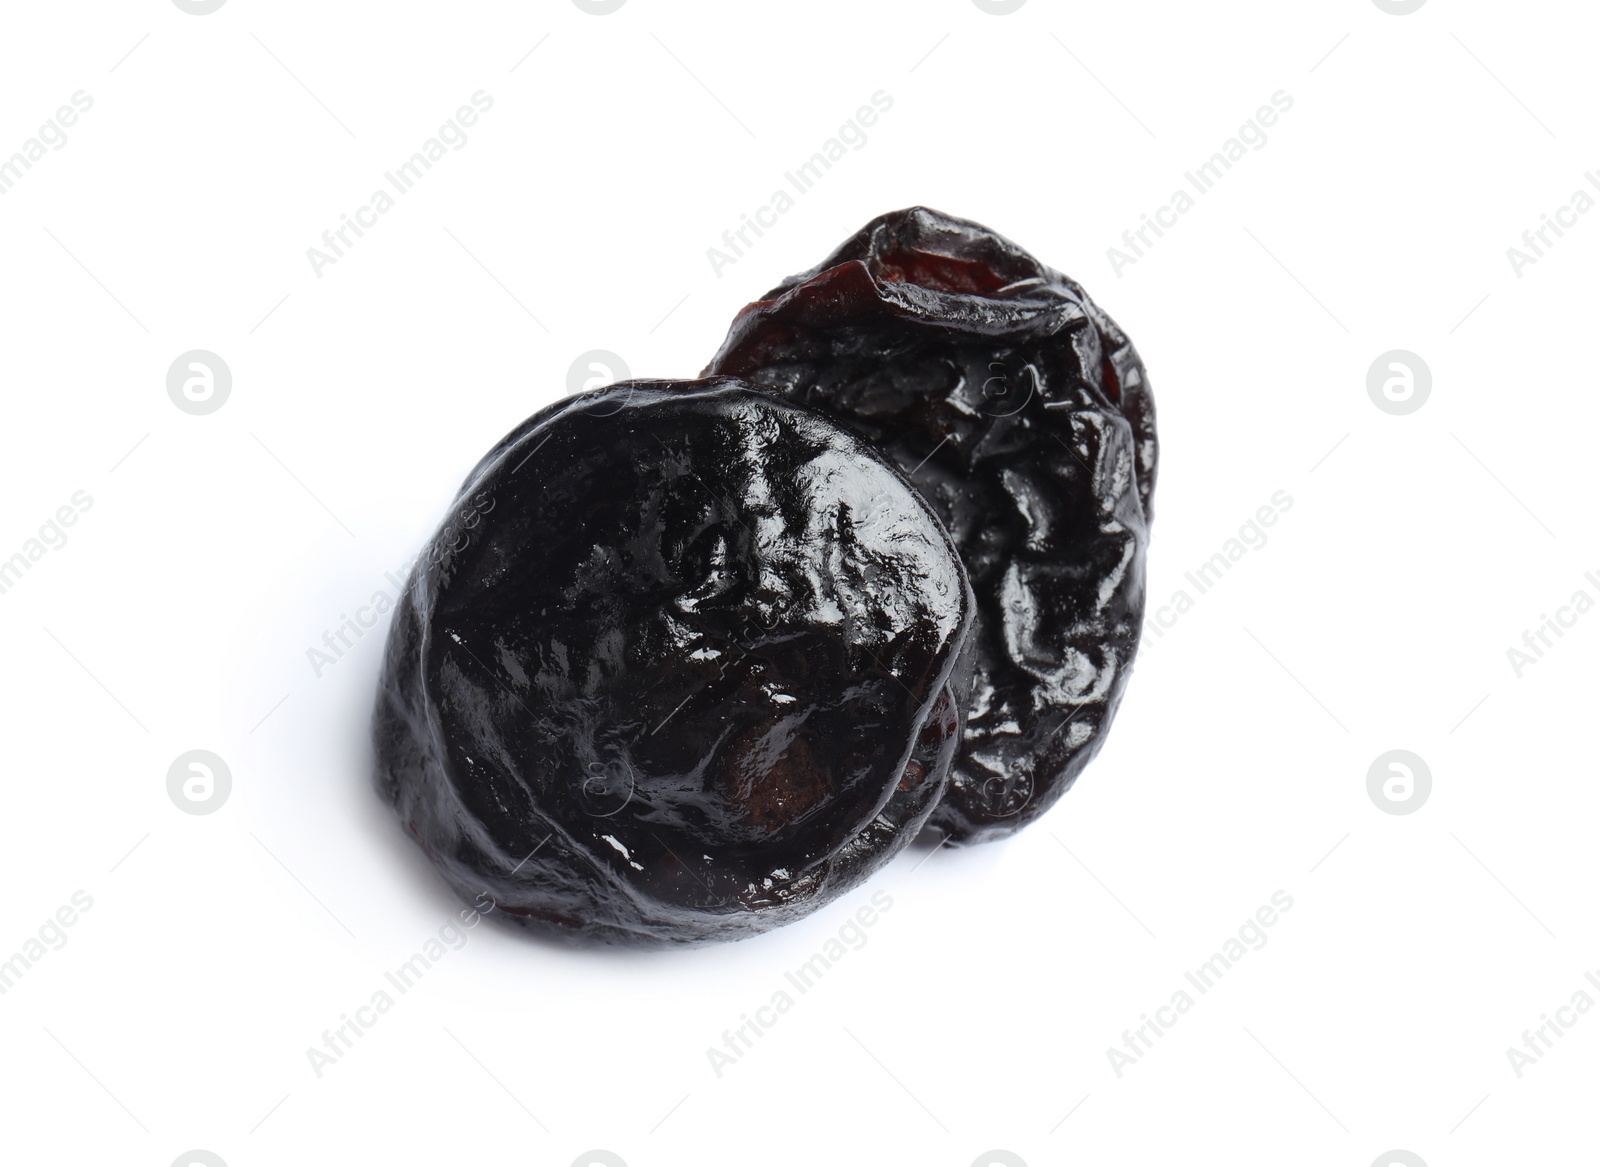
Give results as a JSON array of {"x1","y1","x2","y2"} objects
[
  {"x1": 706, "y1": 207, "x2": 1156, "y2": 843},
  {"x1": 373, "y1": 379, "x2": 974, "y2": 945}
]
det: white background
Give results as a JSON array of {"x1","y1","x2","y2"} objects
[{"x1": 0, "y1": 1, "x2": 1595, "y2": 1165}]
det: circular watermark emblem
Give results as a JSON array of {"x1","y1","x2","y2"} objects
[
  {"x1": 171, "y1": 0, "x2": 228, "y2": 14},
  {"x1": 167, "y1": 350, "x2": 232, "y2": 415},
  {"x1": 1367, "y1": 750, "x2": 1431, "y2": 816},
  {"x1": 579, "y1": 759, "x2": 635, "y2": 818},
  {"x1": 172, "y1": 1154, "x2": 228, "y2": 1167},
  {"x1": 571, "y1": 0, "x2": 627, "y2": 13},
  {"x1": 168, "y1": 750, "x2": 232, "y2": 815},
  {"x1": 571, "y1": 1153, "x2": 627, "y2": 1167},
  {"x1": 1371, "y1": 0, "x2": 1426, "y2": 14},
  {"x1": 569, "y1": 350, "x2": 634, "y2": 416},
  {"x1": 1371, "y1": 1153, "x2": 1428, "y2": 1167},
  {"x1": 978, "y1": 359, "x2": 1037, "y2": 417},
  {"x1": 972, "y1": 1153, "x2": 1028, "y2": 1167},
  {"x1": 976, "y1": 769, "x2": 1033, "y2": 820},
  {"x1": 972, "y1": 0, "x2": 1028, "y2": 13},
  {"x1": 567, "y1": 350, "x2": 630, "y2": 396},
  {"x1": 1367, "y1": 350, "x2": 1430, "y2": 415}
]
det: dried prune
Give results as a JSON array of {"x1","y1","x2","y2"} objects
[
  {"x1": 706, "y1": 207, "x2": 1156, "y2": 843},
  {"x1": 373, "y1": 379, "x2": 974, "y2": 945}
]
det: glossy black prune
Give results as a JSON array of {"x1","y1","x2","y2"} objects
[
  {"x1": 706, "y1": 207, "x2": 1157, "y2": 843},
  {"x1": 373, "y1": 379, "x2": 974, "y2": 945}
]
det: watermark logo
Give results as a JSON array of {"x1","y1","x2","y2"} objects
[
  {"x1": 0, "y1": 890, "x2": 94, "y2": 997},
  {"x1": 1371, "y1": 0, "x2": 1426, "y2": 14},
  {"x1": 1109, "y1": 91, "x2": 1294, "y2": 276},
  {"x1": 1366, "y1": 350, "x2": 1430, "y2": 416},
  {"x1": 568, "y1": 350, "x2": 630, "y2": 396},
  {"x1": 0, "y1": 92, "x2": 95, "y2": 197},
  {"x1": 1372, "y1": 1153, "x2": 1427, "y2": 1167},
  {"x1": 708, "y1": 91, "x2": 894, "y2": 277},
  {"x1": 707, "y1": 890, "x2": 893, "y2": 1078},
  {"x1": 306, "y1": 559, "x2": 416, "y2": 679},
  {"x1": 572, "y1": 0, "x2": 627, "y2": 12},
  {"x1": 972, "y1": 0, "x2": 1027, "y2": 13},
  {"x1": 168, "y1": 750, "x2": 232, "y2": 815},
  {"x1": 307, "y1": 93, "x2": 494, "y2": 278},
  {"x1": 572, "y1": 1154, "x2": 628, "y2": 1167},
  {"x1": 1367, "y1": 750, "x2": 1430, "y2": 815},
  {"x1": 307, "y1": 903, "x2": 491, "y2": 1077},
  {"x1": 579, "y1": 759, "x2": 635, "y2": 818},
  {"x1": 569, "y1": 351, "x2": 635, "y2": 417},
  {"x1": 1505, "y1": 970, "x2": 1600, "y2": 1078},
  {"x1": 167, "y1": 350, "x2": 231, "y2": 415},
  {"x1": 172, "y1": 1154, "x2": 228, "y2": 1167},
  {"x1": 172, "y1": 0, "x2": 228, "y2": 13},
  {"x1": 978, "y1": 358, "x2": 1037, "y2": 417},
  {"x1": 0, "y1": 490, "x2": 93, "y2": 599},
  {"x1": 1107, "y1": 891, "x2": 1294, "y2": 1077},
  {"x1": 977, "y1": 769, "x2": 1034, "y2": 819},
  {"x1": 1508, "y1": 173, "x2": 1600, "y2": 277},
  {"x1": 1143, "y1": 490, "x2": 1293, "y2": 647},
  {"x1": 972, "y1": 1153, "x2": 1028, "y2": 1167},
  {"x1": 1506, "y1": 572, "x2": 1598, "y2": 678}
]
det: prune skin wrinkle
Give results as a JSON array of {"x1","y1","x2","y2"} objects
[
  {"x1": 706, "y1": 207, "x2": 1156, "y2": 843},
  {"x1": 373, "y1": 379, "x2": 975, "y2": 945}
]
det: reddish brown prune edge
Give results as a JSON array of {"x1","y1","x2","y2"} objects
[{"x1": 704, "y1": 207, "x2": 1156, "y2": 845}]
